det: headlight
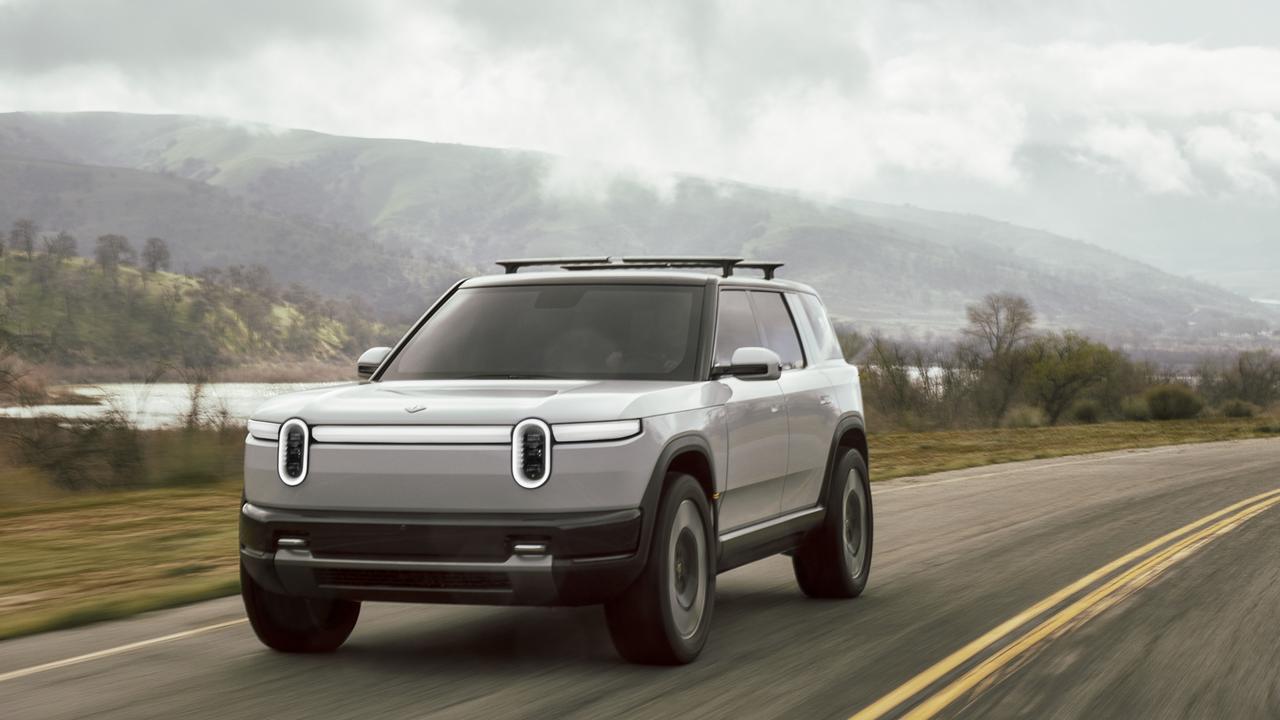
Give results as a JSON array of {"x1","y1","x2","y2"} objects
[
  {"x1": 277, "y1": 418, "x2": 309, "y2": 486},
  {"x1": 551, "y1": 419, "x2": 642, "y2": 443},
  {"x1": 247, "y1": 420, "x2": 281, "y2": 441},
  {"x1": 512, "y1": 418, "x2": 551, "y2": 489}
]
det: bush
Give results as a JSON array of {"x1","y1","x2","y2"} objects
[
  {"x1": 1071, "y1": 400, "x2": 1103, "y2": 424},
  {"x1": 1002, "y1": 405, "x2": 1047, "y2": 428},
  {"x1": 1220, "y1": 399, "x2": 1260, "y2": 418},
  {"x1": 1144, "y1": 384, "x2": 1204, "y2": 421},
  {"x1": 1120, "y1": 396, "x2": 1152, "y2": 421}
]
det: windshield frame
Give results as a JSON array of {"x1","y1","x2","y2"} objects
[{"x1": 372, "y1": 277, "x2": 717, "y2": 383}]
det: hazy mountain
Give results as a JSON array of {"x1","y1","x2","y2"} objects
[{"x1": 0, "y1": 111, "x2": 1274, "y2": 348}]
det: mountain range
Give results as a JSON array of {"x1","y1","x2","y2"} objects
[{"x1": 0, "y1": 111, "x2": 1274, "y2": 350}]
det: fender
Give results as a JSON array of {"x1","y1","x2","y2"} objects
[
  {"x1": 634, "y1": 432, "x2": 718, "y2": 569},
  {"x1": 817, "y1": 411, "x2": 868, "y2": 508}
]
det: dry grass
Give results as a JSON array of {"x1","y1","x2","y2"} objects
[
  {"x1": 872, "y1": 415, "x2": 1280, "y2": 481},
  {"x1": 0, "y1": 416, "x2": 1277, "y2": 640},
  {"x1": 0, "y1": 482, "x2": 241, "y2": 640}
]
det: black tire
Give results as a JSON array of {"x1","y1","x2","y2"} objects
[
  {"x1": 241, "y1": 561, "x2": 360, "y2": 653},
  {"x1": 605, "y1": 473, "x2": 715, "y2": 665},
  {"x1": 793, "y1": 450, "x2": 873, "y2": 599}
]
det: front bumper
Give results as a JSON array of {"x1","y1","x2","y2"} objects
[{"x1": 239, "y1": 502, "x2": 646, "y2": 606}]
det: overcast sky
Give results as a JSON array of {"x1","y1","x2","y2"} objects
[{"x1": 0, "y1": 0, "x2": 1276, "y2": 288}]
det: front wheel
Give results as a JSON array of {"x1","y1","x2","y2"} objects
[
  {"x1": 605, "y1": 473, "x2": 715, "y2": 664},
  {"x1": 793, "y1": 450, "x2": 873, "y2": 598},
  {"x1": 241, "y1": 561, "x2": 360, "y2": 653}
]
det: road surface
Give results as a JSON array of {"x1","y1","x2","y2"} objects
[{"x1": 3, "y1": 437, "x2": 1279, "y2": 719}]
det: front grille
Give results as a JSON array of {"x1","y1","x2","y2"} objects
[{"x1": 313, "y1": 568, "x2": 512, "y2": 591}]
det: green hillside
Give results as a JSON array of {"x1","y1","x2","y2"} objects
[
  {"x1": 0, "y1": 152, "x2": 463, "y2": 321},
  {"x1": 0, "y1": 254, "x2": 392, "y2": 371},
  {"x1": 0, "y1": 111, "x2": 1275, "y2": 346}
]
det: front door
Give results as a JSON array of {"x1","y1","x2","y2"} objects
[{"x1": 714, "y1": 290, "x2": 788, "y2": 531}]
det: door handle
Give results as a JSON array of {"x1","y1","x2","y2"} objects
[
  {"x1": 819, "y1": 395, "x2": 835, "y2": 407},
  {"x1": 770, "y1": 405, "x2": 781, "y2": 413}
]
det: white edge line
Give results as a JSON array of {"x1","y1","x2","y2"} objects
[{"x1": 0, "y1": 618, "x2": 247, "y2": 684}]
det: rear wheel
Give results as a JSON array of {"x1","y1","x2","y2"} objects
[
  {"x1": 605, "y1": 473, "x2": 715, "y2": 664},
  {"x1": 241, "y1": 561, "x2": 360, "y2": 653},
  {"x1": 793, "y1": 450, "x2": 873, "y2": 598}
]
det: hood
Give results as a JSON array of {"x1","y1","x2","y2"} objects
[{"x1": 250, "y1": 379, "x2": 729, "y2": 426}]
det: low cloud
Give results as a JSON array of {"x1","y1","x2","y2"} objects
[{"x1": 0, "y1": 0, "x2": 1277, "y2": 206}]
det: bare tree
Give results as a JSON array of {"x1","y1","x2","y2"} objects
[
  {"x1": 141, "y1": 237, "x2": 171, "y2": 274},
  {"x1": 9, "y1": 219, "x2": 37, "y2": 260},
  {"x1": 963, "y1": 293, "x2": 1037, "y2": 425},
  {"x1": 964, "y1": 293, "x2": 1036, "y2": 359}
]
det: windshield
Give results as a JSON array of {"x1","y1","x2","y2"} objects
[{"x1": 380, "y1": 284, "x2": 705, "y2": 381}]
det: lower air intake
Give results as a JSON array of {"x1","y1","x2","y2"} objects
[{"x1": 313, "y1": 568, "x2": 512, "y2": 591}]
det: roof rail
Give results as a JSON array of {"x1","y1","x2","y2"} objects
[
  {"x1": 496, "y1": 256, "x2": 785, "y2": 279},
  {"x1": 619, "y1": 256, "x2": 742, "y2": 277},
  {"x1": 496, "y1": 257, "x2": 611, "y2": 274}
]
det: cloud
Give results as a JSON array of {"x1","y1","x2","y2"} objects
[
  {"x1": 0, "y1": 0, "x2": 1277, "y2": 206},
  {"x1": 0, "y1": 0, "x2": 374, "y2": 73},
  {"x1": 1076, "y1": 122, "x2": 1195, "y2": 195}
]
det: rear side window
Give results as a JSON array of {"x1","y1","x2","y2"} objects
[
  {"x1": 749, "y1": 291, "x2": 805, "y2": 370},
  {"x1": 796, "y1": 293, "x2": 844, "y2": 361},
  {"x1": 713, "y1": 290, "x2": 761, "y2": 366}
]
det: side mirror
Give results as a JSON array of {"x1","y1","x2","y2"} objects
[
  {"x1": 711, "y1": 346, "x2": 782, "y2": 381},
  {"x1": 356, "y1": 346, "x2": 391, "y2": 380}
]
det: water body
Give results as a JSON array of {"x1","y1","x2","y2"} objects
[{"x1": 0, "y1": 382, "x2": 344, "y2": 430}]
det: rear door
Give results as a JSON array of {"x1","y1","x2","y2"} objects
[
  {"x1": 748, "y1": 291, "x2": 841, "y2": 513},
  {"x1": 714, "y1": 290, "x2": 788, "y2": 530}
]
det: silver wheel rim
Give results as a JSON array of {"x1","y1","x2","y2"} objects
[
  {"x1": 843, "y1": 468, "x2": 868, "y2": 579},
  {"x1": 667, "y1": 499, "x2": 707, "y2": 639}
]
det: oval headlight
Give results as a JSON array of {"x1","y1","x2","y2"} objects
[
  {"x1": 512, "y1": 418, "x2": 551, "y2": 489},
  {"x1": 277, "y1": 418, "x2": 309, "y2": 486}
]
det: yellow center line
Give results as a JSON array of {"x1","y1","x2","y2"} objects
[
  {"x1": 0, "y1": 618, "x2": 247, "y2": 684},
  {"x1": 850, "y1": 487, "x2": 1280, "y2": 720},
  {"x1": 900, "y1": 492, "x2": 1280, "y2": 719}
]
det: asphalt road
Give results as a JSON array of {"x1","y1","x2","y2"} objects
[{"x1": 3, "y1": 437, "x2": 1279, "y2": 720}]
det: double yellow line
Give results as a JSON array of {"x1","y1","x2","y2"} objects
[{"x1": 851, "y1": 487, "x2": 1280, "y2": 720}]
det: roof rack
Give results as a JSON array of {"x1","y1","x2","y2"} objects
[
  {"x1": 496, "y1": 257, "x2": 611, "y2": 274},
  {"x1": 736, "y1": 261, "x2": 784, "y2": 280},
  {"x1": 495, "y1": 256, "x2": 784, "y2": 279}
]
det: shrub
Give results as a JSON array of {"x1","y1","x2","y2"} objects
[
  {"x1": 1120, "y1": 396, "x2": 1151, "y2": 421},
  {"x1": 1220, "y1": 399, "x2": 1260, "y2": 418},
  {"x1": 1002, "y1": 405, "x2": 1047, "y2": 428},
  {"x1": 1071, "y1": 400, "x2": 1103, "y2": 424},
  {"x1": 1144, "y1": 384, "x2": 1204, "y2": 421}
]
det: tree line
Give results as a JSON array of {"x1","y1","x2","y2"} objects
[
  {"x1": 0, "y1": 218, "x2": 390, "y2": 373},
  {"x1": 842, "y1": 293, "x2": 1280, "y2": 430}
]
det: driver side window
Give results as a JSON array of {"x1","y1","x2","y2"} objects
[{"x1": 713, "y1": 290, "x2": 761, "y2": 366}]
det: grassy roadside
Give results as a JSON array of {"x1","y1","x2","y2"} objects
[
  {"x1": 1, "y1": 417, "x2": 1277, "y2": 641},
  {"x1": 873, "y1": 415, "x2": 1280, "y2": 481}
]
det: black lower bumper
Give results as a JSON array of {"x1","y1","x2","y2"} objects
[{"x1": 239, "y1": 503, "x2": 646, "y2": 606}]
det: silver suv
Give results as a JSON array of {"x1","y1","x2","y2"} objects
[{"x1": 239, "y1": 257, "x2": 871, "y2": 664}]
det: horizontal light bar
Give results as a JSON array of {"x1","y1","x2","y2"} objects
[
  {"x1": 551, "y1": 419, "x2": 642, "y2": 443},
  {"x1": 247, "y1": 420, "x2": 281, "y2": 441},
  {"x1": 310, "y1": 425, "x2": 512, "y2": 444}
]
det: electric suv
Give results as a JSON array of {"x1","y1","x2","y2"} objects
[{"x1": 240, "y1": 256, "x2": 871, "y2": 664}]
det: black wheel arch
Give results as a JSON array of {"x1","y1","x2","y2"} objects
[
  {"x1": 818, "y1": 412, "x2": 869, "y2": 508},
  {"x1": 638, "y1": 433, "x2": 719, "y2": 567}
]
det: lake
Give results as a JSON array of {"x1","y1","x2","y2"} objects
[{"x1": 0, "y1": 382, "x2": 344, "y2": 430}]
